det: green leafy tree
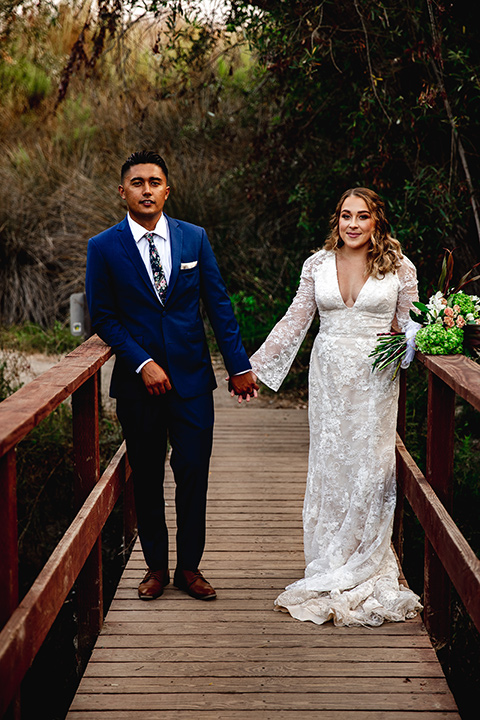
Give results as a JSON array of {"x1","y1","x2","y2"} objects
[{"x1": 221, "y1": 1, "x2": 480, "y2": 280}]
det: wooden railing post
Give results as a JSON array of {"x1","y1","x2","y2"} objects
[
  {"x1": 72, "y1": 371, "x2": 102, "y2": 669},
  {"x1": 393, "y1": 369, "x2": 407, "y2": 562},
  {"x1": 122, "y1": 454, "x2": 136, "y2": 564},
  {"x1": 424, "y1": 370, "x2": 455, "y2": 651},
  {"x1": 0, "y1": 449, "x2": 18, "y2": 631},
  {"x1": 396, "y1": 368, "x2": 407, "y2": 441},
  {"x1": 0, "y1": 449, "x2": 21, "y2": 719}
]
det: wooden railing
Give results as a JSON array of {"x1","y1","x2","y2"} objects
[
  {"x1": 0, "y1": 335, "x2": 135, "y2": 719},
  {"x1": 394, "y1": 352, "x2": 480, "y2": 650},
  {"x1": 1, "y1": 337, "x2": 480, "y2": 717}
]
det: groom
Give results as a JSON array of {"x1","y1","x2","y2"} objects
[{"x1": 85, "y1": 150, "x2": 258, "y2": 601}]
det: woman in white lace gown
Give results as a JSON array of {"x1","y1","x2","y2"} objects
[{"x1": 250, "y1": 188, "x2": 423, "y2": 626}]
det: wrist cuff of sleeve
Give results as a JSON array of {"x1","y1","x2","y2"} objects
[{"x1": 136, "y1": 358, "x2": 154, "y2": 374}]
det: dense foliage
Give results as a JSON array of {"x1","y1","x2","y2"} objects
[
  {"x1": 1, "y1": 1, "x2": 479, "y2": 716},
  {"x1": 1, "y1": 0, "x2": 479, "y2": 332},
  {"x1": 228, "y1": 0, "x2": 480, "y2": 290}
]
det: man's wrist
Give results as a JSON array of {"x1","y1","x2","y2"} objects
[{"x1": 137, "y1": 358, "x2": 154, "y2": 374}]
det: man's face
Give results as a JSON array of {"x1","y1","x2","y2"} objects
[{"x1": 119, "y1": 163, "x2": 170, "y2": 227}]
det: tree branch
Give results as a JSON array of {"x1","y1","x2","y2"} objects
[
  {"x1": 426, "y1": 0, "x2": 480, "y2": 248},
  {"x1": 353, "y1": 0, "x2": 391, "y2": 124}
]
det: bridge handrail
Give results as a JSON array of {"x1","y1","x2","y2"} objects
[
  {"x1": 0, "y1": 336, "x2": 111, "y2": 456},
  {"x1": 1, "y1": 339, "x2": 480, "y2": 715},
  {"x1": 395, "y1": 351, "x2": 480, "y2": 649},
  {"x1": 0, "y1": 335, "x2": 135, "y2": 718}
]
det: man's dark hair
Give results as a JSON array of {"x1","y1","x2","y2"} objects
[{"x1": 121, "y1": 151, "x2": 169, "y2": 182}]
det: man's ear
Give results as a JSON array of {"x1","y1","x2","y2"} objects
[{"x1": 118, "y1": 184, "x2": 126, "y2": 200}]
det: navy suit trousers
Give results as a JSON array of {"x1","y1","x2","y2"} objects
[{"x1": 117, "y1": 390, "x2": 214, "y2": 571}]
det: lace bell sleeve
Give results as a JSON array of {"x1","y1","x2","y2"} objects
[
  {"x1": 392, "y1": 255, "x2": 419, "y2": 332},
  {"x1": 250, "y1": 254, "x2": 319, "y2": 391}
]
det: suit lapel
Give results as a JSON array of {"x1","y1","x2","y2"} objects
[
  {"x1": 116, "y1": 216, "x2": 159, "y2": 301},
  {"x1": 165, "y1": 214, "x2": 183, "y2": 303}
]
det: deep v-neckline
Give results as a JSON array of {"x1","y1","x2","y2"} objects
[{"x1": 333, "y1": 254, "x2": 370, "y2": 309}]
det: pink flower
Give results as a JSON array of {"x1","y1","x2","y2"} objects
[
  {"x1": 444, "y1": 317, "x2": 455, "y2": 328},
  {"x1": 456, "y1": 316, "x2": 466, "y2": 328},
  {"x1": 476, "y1": 319, "x2": 480, "y2": 325},
  {"x1": 444, "y1": 307, "x2": 454, "y2": 317},
  {"x1": 453, "y1": 304, "x2": 461, "y2": 314}
]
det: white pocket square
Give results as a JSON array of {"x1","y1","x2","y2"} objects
[{"x1": 180, "y1": 261, "x2": 198, "y2": 270}]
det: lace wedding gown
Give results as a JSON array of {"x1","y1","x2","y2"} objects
[{"x1": 250, "y1": 249, "x2": 423, "y2": 626}]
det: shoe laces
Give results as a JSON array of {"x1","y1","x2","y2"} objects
[{"x1": 143, "y1": 569, "x2": 166, "y2": 582}]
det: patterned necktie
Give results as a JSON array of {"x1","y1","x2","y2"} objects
[{"x1": 145, "y1": 232, "x2": 167, "y2": 304}]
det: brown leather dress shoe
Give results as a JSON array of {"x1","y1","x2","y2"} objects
[
  {"x1": 174, "y1": 569, "x2": 217, "y2": 600},
  {"x1": 138, "y1": 568, "x2": 170, "y2": 600}
]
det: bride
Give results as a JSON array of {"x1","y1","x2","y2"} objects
[{"x1": 250, "y1": 187, "x2": 423, "y2": 626}]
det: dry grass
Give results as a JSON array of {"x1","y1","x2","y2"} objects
[{"x1": 0, "y1": 2, "x2": 278, "y2": 325}]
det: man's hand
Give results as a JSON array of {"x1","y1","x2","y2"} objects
[
  {"x1": 141, "y1": 361, "x2": 172, "y2": 395},
  {"x1": 228, "y1": 371, "x2": 259, "y2": 403}
]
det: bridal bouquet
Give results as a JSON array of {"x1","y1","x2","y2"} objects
[{"x1": 370, "y1": 251, "x2": 480, "y2": 379}]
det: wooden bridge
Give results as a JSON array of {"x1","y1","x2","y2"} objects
[{"x1": 1, "y1": 335, "x2": 480, "y2": 718}]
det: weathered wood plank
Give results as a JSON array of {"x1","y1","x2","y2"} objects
[
  {"x1": 0, "y1": 443, "x2": 129, "y2": 717},
  {"x1": 68, "y1": 691, "x2": 459, "y2": 712},
  {"x1": 95, "y1": 632, "x2": 433, "y2": 648},
  {"x1": 127, "y1": 550, "x2": 303, "y2": 571},
  {"x1": 67, "y1": 405, "x2": 460, "y2": 718},
  {"x1": 72, "y1": 374, "x2": 103, "y2": 666},
  {"x1": 396, "y1": 435, "x2": 480, "y2": 634},
  {"x1": 122, "y1": 568, "x2": 305, "y2": 579},
  {"x1": 0, "y1": 335, "x2": 111, "y2": 456},
  {"x1": 66, "y1": 712, "x2": 460, "y2": 719},
  {"x1": 417, "y1": 351, "x2": 480, "y2": 411},
  {"x1": 0, "y1": 448, "x2": 19, "y2": 630},
  {"x1": 86, "y1": 660, "x2": 443, "y2": 678},
  {"x1": 108, "y1": 598, "x2": 289, "y2": 611},
  {"x1": 87, "y1": 647, "x2": 438, "y2": 663},
  {"x1": 75, "y1": 676, "x2": 449, "y2": 693},
  {"x1": 98, "y1": 619, "x2": 431, "y2": 636}
]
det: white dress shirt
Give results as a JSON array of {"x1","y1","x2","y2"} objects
[
  {"x1": 127, "y1": 212, "x2": 172, "y2": 287},
  {"x1": 128, "y1": 213, "x2": 171, "y2": 373}
]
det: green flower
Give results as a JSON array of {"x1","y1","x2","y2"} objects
[
  {"x1": 448, "y1": 292, "x2": 477, "y2": 317},
  {"x1": 415, "y1": 324, "x2": 463, "y2": 355}
]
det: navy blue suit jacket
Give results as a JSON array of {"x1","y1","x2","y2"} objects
[{"x1": 85, "y1": 214, "x2": 250, "y2": 399}]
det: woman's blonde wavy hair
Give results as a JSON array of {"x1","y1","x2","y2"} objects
[{"x1": 324, "y1": 187, "x2": 403, "y2": 277}]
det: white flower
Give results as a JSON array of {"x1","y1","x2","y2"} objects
[
  {"x1": 426, "y1": 291, "x2": 446, "y2": 321},
  {"x1": 466, "y1": 313, "x2": 475, "y2": 323}
]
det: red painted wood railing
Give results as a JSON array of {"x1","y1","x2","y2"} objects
[
  {"x1": 0, "y1": 337, "x2": 479, "y2": 717},
  {"x1": 0, "y1": 335, "x2": 135, "y2": 718},
  {"x1": 395, "y1": 352, "x2": 480, "y2": 650}
]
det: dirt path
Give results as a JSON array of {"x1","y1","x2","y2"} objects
[{"x1": 14, "y1": 352, "x2": 307, "y2": 413}]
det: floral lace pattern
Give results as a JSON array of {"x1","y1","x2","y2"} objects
[{"x1": 250, "y1": 250, "x2": 423, "y2": 626}]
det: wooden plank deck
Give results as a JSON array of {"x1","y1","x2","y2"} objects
[{"x1": 67, "y1": 400, "x2": 461, "y2": 719}]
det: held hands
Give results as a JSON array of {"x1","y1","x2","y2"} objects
[
  {"x1": 141, "y1": 361, "x2": 172, "y2": 396},
  {"x1": 228, "y1": 371, "x2": 259, "y2": 403}
]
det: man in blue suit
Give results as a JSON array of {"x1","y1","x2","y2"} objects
[{"x1": 86, "y1": 151, "x2": 258, "y2": 601}]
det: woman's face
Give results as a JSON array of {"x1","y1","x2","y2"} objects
[{"x1": 338, "y1": 195, "x2": 375, "y2": 251}]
